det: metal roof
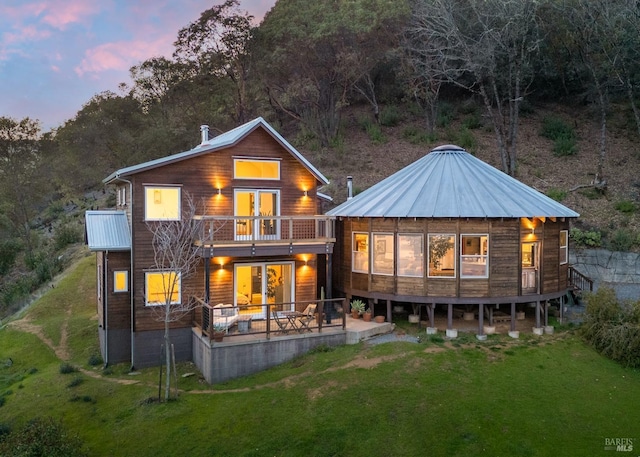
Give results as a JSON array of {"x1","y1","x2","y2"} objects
[
  {"x1": 85, "y1": 210, "x2": 131, "y2": 251},
  {"x1": 327, "y1": 144, "x2": 580, "y2": 219},
  {"x1": 103, "y1": 117, "x2": 329, "y2": 185}
]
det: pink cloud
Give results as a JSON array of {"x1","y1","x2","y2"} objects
[
  {"x1": 40, "y1": 0, "x2": 104, "y2": 30},
  {"x1": 3, "y1": 25, "x2": 51, "y2": 45},
  {"x1": 74, "y1": 38, "x2": 171, "y2": 77}
]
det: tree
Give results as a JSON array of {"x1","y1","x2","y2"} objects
[
  {"x1": 173, "y1": 0, "x2": 256, "y2": 125},
  {"x1": 145, "y1": 193, "x2": 204, "y2": 401},
  {"x1": 405, "y1": 0, "x2": 542, "y2": 175},
  {"x1": 255, "y1": 0, "x2": 409, "y2": 146},
  {"x1": 0, "y1": 117, "x2": 47, "y2": 257}
]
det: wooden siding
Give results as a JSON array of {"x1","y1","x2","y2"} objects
[
  {"x1": 334, "y1": 216, "x2": 569, "y2": 303},
  {"x1": 122, "y1": 128, "x2": 325, "y2": 332},
  {"x1": 104, "y1": 251, "x2": 131, "y2": 330}
]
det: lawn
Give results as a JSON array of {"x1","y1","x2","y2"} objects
[{"x1": 1, "y1": 254, "x2": 639, "y2": 456}]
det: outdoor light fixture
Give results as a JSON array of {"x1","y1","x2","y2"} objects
[
  {"x1": 531, "y1": 227, "x2": 535, "y2": 234},
  {"x1": 304, "y1": 190, "x2": 308, "y2": 197},
  {"x1": 217, "y1": 187, "x2": 222, "y2": 195}
]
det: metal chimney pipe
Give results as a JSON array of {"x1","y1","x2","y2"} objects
[
  {"x1": 200, "y1": 125, "x2": 209, "y2": 144},
  {"x1": 347, "y1": 176, "x2": 353, "y2": 200}
]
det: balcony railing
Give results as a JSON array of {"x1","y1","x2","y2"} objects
[
  {"x1": 193, "y1": 215, "x2": 335, "y2": 246},
  {"x1": 195, "y1": 297, "x2": 347, "y2": 341}
]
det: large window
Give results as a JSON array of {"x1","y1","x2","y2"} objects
[
  {"x1": 145, "y1": 271, "x2": 181, "y2": 306},
  {"x1": 398, "y1": 234, "x2": 423, "y2": 277},
  {"x1": 428, "y1": 234, "x2": 455, "y2": 277},
  {"x1": 234, "y1": 159, "x2": 280, "y2": 180},
  {"x1": 234, "y1": 189, "x2": 279, "y2": 240},
  {"x1": 352, "y1": 232, "x2": 369, "y2": 273},
  {"x1": 460, "y1": 235, "x2": 488, "y2": 278},
  {"x1": 560, "y1": 230, "x2": 568, "y2": 265},
  {"x1": 113, "y1": 270, "x2": 129, "y2": 293},
  {"x1": 372, "y1": 233, "x2": 394, "y2": 275},
  {"x1": 145, "y1": 186, "x2": 181, "y2": 220}
]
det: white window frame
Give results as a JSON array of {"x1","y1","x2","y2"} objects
[
  {"x1": 144, "y1": 185, "x2": 181, "y2": 221},
  {"x1": 233, "y1": 158, "x2": 281, "y2": 180},
  {"x1": 113, "y1": 270, "x2": 129, "y2": 293},
  {"x1": 560, "y1": 230, "x2": 568, "y2": 265},
  {"x1": 427, "y1": 233, "x2": 456, "y2": 278},
  {"x1": 397, "y1": 233, "x2": 423, "y2": 278},
  {"x1": 145, "y1": 271, "x2": 181, "y2": 306},
  {"x1": 372, "y1": 233, "x2": 395, "y2": 276},
  {"x1": 460, "y1": 234, "x2": 489, "y2": 279},
  {"x1": 352, "y1": 232, "x2": 369, "y2": 273}
]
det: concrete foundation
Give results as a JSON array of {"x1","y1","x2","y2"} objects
[
  {"x1": 446, "y1": 329, "x2": 458, "y2": 338},
  {"x1": 508, "y1": 330, "x2": 520, "y2": 339},
  {"x1": 532, "y1": 327, "x2": 544, "y2": 336}
]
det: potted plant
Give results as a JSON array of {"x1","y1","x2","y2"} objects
[
  {"x1": 212, "y1": 324, "x2": 226, "y2": 342},
  {"x1": 363, "y1": 307, "x2": 372, "y2": 322},
  {"x1": 350, "y1": 299, "x2": 366, "y2": 319},
  {"x1": 374, "y1": 315, "x2": 385, "y2": 323}
]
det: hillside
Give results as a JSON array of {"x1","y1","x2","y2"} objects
[{"x1": 299, "y1": 101, "x2": 639, "y2": 243}]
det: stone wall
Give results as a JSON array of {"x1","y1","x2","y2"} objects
[{"x1": 570, "y1": 248, "x2": 640, "y2": 284}]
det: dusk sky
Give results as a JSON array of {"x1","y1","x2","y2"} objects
[{"x1": 0, "y1": 0, "x2": 276, "y2": 131}]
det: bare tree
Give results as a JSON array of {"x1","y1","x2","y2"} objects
[
  {"x1": 145, "y1": 192, "x2": 204, "y2": 401},
  {"x1": 405, "y1": 0, "x2": 542, "y2": 175}
]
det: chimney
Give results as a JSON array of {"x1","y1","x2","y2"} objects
[
  {"x1": 200, "y1": 125, "x2": 209, "y2": 144},
  {"x1": 347, "y1": 176, "x2": 353, "y2": 200}
]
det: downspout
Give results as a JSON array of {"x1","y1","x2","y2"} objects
[
  {"x1": 119, "y1": 177, "x2": 136, "y2": 370},
  {"x1": 104, "y1": 251, "x2": 109, "y2": 367}
]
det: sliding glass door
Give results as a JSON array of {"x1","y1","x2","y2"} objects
[
  {"x1": 234, "y1": 189, "x2": 280, "y2": 240},
  {"x1": 234, "y1": 262, "x2": 294, "y2": 318}
]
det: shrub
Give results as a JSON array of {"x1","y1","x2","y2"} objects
[
  {"x1": 436, "y1": 102, "x2": 455, "y2": 128},
  {"x1": 581, "y1": 287, "x2": 640, "y2": 368},
  {"x1": 0, "y1": 417, "x2": 87, "y2": 457},
  {"x1": 547, "y1": 188, "x2": 567, "y2": 202},
  {"x1": 67, "y1": 376, "x2": 84, "y2": 388},
  {"x1": 608, "y1": 229, "x2": 636, "y2": 252},
  {"x1": 59, "y1": 363, "x2": 78, "y2": 374},
  {"x1": 614, "y1": 199, "x2": 636, "y2": 214},
  {"x1": 54, "y1": 223, "x2": 83, "y2": 251},
  {"x1": 570, "y1": 228, "x2": 602, "y2": 248},
  {"x1": 540, "y1": 116, "x2": 578, "y2": 156},
  {"x1": 461, "y1": 113, "x2": 482, "y2": 130},
  {"x1": 0, "y1": 239, "x2": 21, "y2": 276},
  {"x1": 453, "y1": 128, "x2": 476, "y2": 150},
  {"x1": 379, "y1": 106, "x2": 401, "y2": 127},
  {"x1": 553, "y1": 135, "x2": 578, "y2": 156},
  {"x1": 402, "y1": 126, "x2": 437, "y2": 145},
  {"x1": 365, "y1": 122, "x2": 387, "y2": 144},
  {"x1": 87, "y1": 354, "x2": 103, "y2": 366}
]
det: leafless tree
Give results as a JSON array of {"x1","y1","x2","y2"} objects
[
  {"x1": 405, "y1": 0, "x2": 542, "y2": 175},
  {"x1": 145, "y1": 192, "x2": 204, "y2": 401}
]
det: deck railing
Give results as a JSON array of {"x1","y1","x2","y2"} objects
[
  {"x1": 192, "y1": 215, "x2": 335, "y2": 246},
  {"x1": 195, "y1": 297, "x2": 347, "y2": 341},
  {"x1": 568, "y1": 265, "x2": 594, "y2": 292}
]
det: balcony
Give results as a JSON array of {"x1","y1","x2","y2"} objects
[{"x1": 193, "y1": 215, "x2": 336, "y2": 256}]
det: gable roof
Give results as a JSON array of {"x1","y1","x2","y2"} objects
[
  {"x1": 85, "y1": 210, "x2": 131, "y2": 251},
  {"x1": 103, "y1": 117, "x2": 329, "y2": 185},
  {"x1": 327, "y1": 144, "x2": 580, "y2": 219}
]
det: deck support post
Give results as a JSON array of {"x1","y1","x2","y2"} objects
[
  {"x1": 387, "y1": 300, "x2": 392, "y2": 324},
  {"x1": 477, "y1": 303, "x2": 484, "y2": 336},
  {"x1": 447, "y1": 304, "x2": 453, "y2": 329},
  {"x1": 544, "y1": 300, "x2": 549, "y2": 327},
  {"x1": 535, "y1": 301, "x2": 541, "y2": 328},
  {"x1": 428, "y1": 304, "x2": 434, "y2": 328},
  {"x1": 510, "y1": 302, "x2": 516, "y2": 332}
]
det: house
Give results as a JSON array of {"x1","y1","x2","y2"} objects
[
  {"x1": 85, "y1": 117, "x2": 339, "y2": 373},
  {"x1": 327, "y1": 144, "x2": 581, "y2": 337}
]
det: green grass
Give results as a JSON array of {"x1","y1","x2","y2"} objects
[{"x1": 1, "y1": 255, "x2": 640, "y2": 456}]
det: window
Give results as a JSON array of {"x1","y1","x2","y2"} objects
[
  {"x1": 428, "y1": 234, "x2": 455, "y2": 277},
  {"x1": 560, "y1": 230, "x2": 568, "y2": 265},
  {"x1": 113, "y1": 270, "x2": 129, "y2": 293},
  {"x1": 372, "y1": 233, "x2": 394, "y2": 275},
  {"x1": 460, "y1": 235, "x2": 488, "y2": 278},
  {"x1": 398, "y1": 234, "x2": 423, "y2": 277},
  {"x1": 234, "y1": 159, "x2": 280, "y2": 180},
  {"x1": 145, "y1": 186, "x2": 181, "y2": 220},
  {"x1": 352, "y1": 232, "x2": 369, "y2": 273},
  {"x1": 117, "y1": 186, "x2": 126, "y2": 207},
  {"x1": 145, "y1": 271, "x2": 181, "y2": 306}
]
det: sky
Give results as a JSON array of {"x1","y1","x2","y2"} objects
[{"x1": 0, "y1": 0, "x2": 275, "y2": 131}]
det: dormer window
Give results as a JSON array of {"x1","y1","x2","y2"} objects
[{"x1": 234, "y1": 159, "x2": 280, "y2": 180}]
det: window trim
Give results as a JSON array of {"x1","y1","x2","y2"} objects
[
  {"x1": 233, "y1": 158, "x2": 281, "y2": 180},
  {"x1": 560, "y1": 229, "x2": 568, "y2": 265},
  {"x1": 144, "y1": 185, "x2": 181, "y2": 221},
  {"x1": 113, "y1": 270, "x2": 129, "y2": 293},
  {"x1": 352, "y1": 232, "x2": 369, "y2": 273},
  {"x1": 372, "y1": 232, "x2": 395, "y2": 276},
  {"x1": 460, "y1": 234, "x2": 489, "y2": 279},
  {"x1": 145, "y1": 271, "x2": 181, "y2": 307},
  {"x1": 427, "y1": 233, "x2": 456, "y2": 278},
  {"x1": 397, "y1": 233, "x2": 424, "y2": 278}
]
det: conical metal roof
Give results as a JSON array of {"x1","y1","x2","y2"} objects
[{"x1": 327, "y1": 145, "x2": 579, "y2": 218}]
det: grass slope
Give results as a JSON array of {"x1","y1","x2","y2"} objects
[{"x1": 1, "y1": 254, "x2": 639, "y2": 456}]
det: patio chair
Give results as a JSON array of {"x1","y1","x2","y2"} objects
[
  {"x1": 297, "y1": 304, "x2": 317, "y2": 332},
  {"x1": 272, "y1": 310, "x2": 291, "y2": 334}
]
